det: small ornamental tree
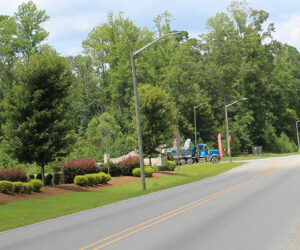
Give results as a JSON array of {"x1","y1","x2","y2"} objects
[
  {"x1": 2, "y1": 52, "x2": 75, "y2": 185},
  {"x1": 133, "y1": 85, "x2": 176, "y2": 164}
]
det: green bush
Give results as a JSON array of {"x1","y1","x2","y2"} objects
[
  {"x1": 45, "y1": 174, "x2": 53, "y2": 186},
  {"x1": 22, "y1": 182, "x2": 33, "y2": 193},
  {"x1": 30, "y1": 179, "x2": 42, "y2": 192},
  {"x1": 104, "y1": 174, "x2": 111, "y2": 183},
  {"x1": 74, "y1": 175, "x2": 88, "y2": 186},
  {"x1": 98, "y1": 162, "x2": 122, "y2": 176},
  {"x1": 167, "y1": 161, "x2": 176, "y2": 167},
  {"x1": 13, "y1": 182, "x2": 24, "y2": 193},
  {"x1": 74, "y1": 172, "x2": 111, "y2": 186},
  {"x1": 85, "y1": 174, "x2": 97, "y2": 186},
  {"x1": 53, "y1": 173, "x2": 61, "y2": 185},
  {"x1": 94, "y1": 174, "x2": 102, "y2": 185},
  {"x1": 0, "y1": 180, "x2": 14, "y2": 193},
  {"x1": 158, "y1": 163, "x2": 175, "y2": 171},
  {"x1": 97, "y1": 172, "x2": 111, "y2": 184},
  {"x1": 132, "y1": 168, "x2": 141, "y2": 177},
  {"x1": 145, "y1": 167, "x2": 154, "y2": 177},
  {"x1": 132, "y1": 167, "x2": 154, "y2": 177},
  {"x1": 275, "y1": 132, "x2": 297, "y2": 153}
]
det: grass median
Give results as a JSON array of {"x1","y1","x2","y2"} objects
[
  {"x1": 0, "y1": 162, "x2": 244, "y2": 232},
  {"x1": 222, "y1": 152, "x2": 299, "y2": 162}
]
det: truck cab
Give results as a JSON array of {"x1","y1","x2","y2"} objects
[
  {"x1": 194, "y1": 144, "x2": 220, "y2": 163},
  {"x1": 167, "y1": 143, "x2": 221, "y2": 165}
]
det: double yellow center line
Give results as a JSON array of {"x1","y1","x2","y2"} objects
[{"x1": 80, "y1": 161, "x2": 283, "y2": 250}]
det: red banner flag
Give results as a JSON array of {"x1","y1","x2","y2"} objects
[
  {"x1": 173, "y1": 137, "x2": 177, "y2": 148},
  {"x1": 217, "y1": 133, "x2": 223, "y2": 158}
]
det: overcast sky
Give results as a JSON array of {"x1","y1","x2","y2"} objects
[{"x1": 1, "y1": 0, "x2": 300, "y2": 56}]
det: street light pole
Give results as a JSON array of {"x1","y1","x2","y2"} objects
[
  {"x1": 296, "y1": 120, "x2": 300, "y2": 153},
  {"x1": 225, "y1": 104, "x2": 230, "y2": 162},
  {"x1": 225, "y1": 98, "x2": 247, "y2": 163},
  {"x1": 194, "y1": 102, "x2": 209, "y2": 158},
  {"x1": 130, "y1": 52, "x2": 146, "y2": 190},
  {"x1": 131, "y1": 32, "x2": 182, "y2": 191}
]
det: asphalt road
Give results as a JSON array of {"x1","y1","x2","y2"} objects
[{"x1": 1, "y1": 155, "x2": 300, "y2": 250}]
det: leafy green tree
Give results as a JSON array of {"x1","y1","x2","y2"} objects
[
  {"x1": 82, "y1": 12, "x2": 153, "y2": 125},
  {"x1": 68, "y1": 55, "x2": 104, "y2": 135},
  {"x1": 2, "y1": 52, "x2": 75, "y2": 184},
  {"x1": 86, "y1": 113, "x2": 122, "y2": 159},
  {"x1": 135, "y1": 84, "x2": 177, "y2": 164},
  {"x1": 0, "y1": 1, "x2": 49, "y2": 137}
]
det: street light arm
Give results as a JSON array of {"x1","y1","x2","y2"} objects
[
  {"x1": 133, "y1": 32, "x2": 182, "y2": 56},
  {"x1": 194, "y1": 101, "x2": 209, "y2": 110},
  {"x1": 226, "y1": 98, "x2": 247, "y2": 108}
]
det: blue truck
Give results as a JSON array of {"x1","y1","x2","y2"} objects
[{"x1": 167, "y1": 143, "x2": 221, "y2": 164}]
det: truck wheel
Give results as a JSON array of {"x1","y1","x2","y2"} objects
[
  {"x1": 187, "y1": 158, "x2": 194, "y2": 165},
  {"x1": 211, "y1": 156, "x2": 220, "y2": 164},
  {"x1": 180, "y1": 159, "x2": 187, "y2": 165}
]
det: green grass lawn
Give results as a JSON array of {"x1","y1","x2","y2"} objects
[
  {"x1": 0, "y1": 162, "x2": 243, "y2": 232},
  {"x1": 222, "y1": 152, "x2": 299, "y2": 162}
]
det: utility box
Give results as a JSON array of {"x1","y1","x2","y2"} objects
[{"x1": 252, "y1": 146, "x2": 263, "y2": 156}]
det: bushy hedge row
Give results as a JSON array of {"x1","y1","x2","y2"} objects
[
  {"x1": 74, "y1": 172, "x2": 111, "y2": 187},
  {"x1": 0, "y1": 179, "x2": 42, "y2": 193},
  {"x1": 0, "y1": 167, "x2": 27, "y2": 182},
  {"x1": 132, "y1": 167, "x2": 154, "y2": 177},
  {"x1": 62, "y1": 158, "x2": 97, "y2": 183},
  {"x1": 157, "y1": 160, "x2": 176, "y2": 171}
]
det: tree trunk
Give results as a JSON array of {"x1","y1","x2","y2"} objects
[
  {"x1": 41, "y1": 164, "x2": 46, "y2": 186},
  {"x1": 149, "y1": 157, "x2": 152, "y2": 166}
]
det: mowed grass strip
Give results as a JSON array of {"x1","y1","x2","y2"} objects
[
  {"x1": 222, "y1": 152, "x2": 299, "y2": 162},
  {"x1": 0, "y1": 162, "x2": 243, "y2": 232}
]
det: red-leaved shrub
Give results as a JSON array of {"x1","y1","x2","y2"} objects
[
  {"x1": 0, "y1": 167, "x2": 27, "y2": 182},
  {"x1": 120, "y1": 156, "x2": 140, "y2": 176},
  {"x1": 61, "y1": 158, "x2": 97, "y2": 183}
]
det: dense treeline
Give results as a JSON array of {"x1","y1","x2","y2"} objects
[{"x1": 0, "y1": 1, "x2": 299, "y2": 171}]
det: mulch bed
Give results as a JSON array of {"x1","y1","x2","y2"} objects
[{"x1": 0, "y1": 172, "x2": 175, "y2": 205}]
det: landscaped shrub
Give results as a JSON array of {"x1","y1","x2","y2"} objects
[
  {"x1": 97, "y1": 172, "x2": 111, "y2": 183},
  {"x1": 74, "y1": 175, "x2": 88, "y2": 186},
  {"x1": 13, "y1": 182, "x2": 24, "y2": 193},
  {"x1": 0, "y1": 180, "x2": 14, "y2": 193},
  {"x1": 30, "y1": 180, "x2": 42, "y2": 192},
  {"x1": 132, "y1": 167, "x2": 154, "y2": 177},
  {"x1": 145, "y1": 167, "x2": 154, "y2": 177},
  {"x1": 167, "y1": 161, "x2": 176, "y2": 167},
  {"x1": 36, "y1": 173, "x2": 42, "y2": 180},
  {"x1": 53, "y1": 173, "x2": 61, "y2": 185},
  {"x1": 120, "y1": 156, "x2": 140, "y2": 176},
  {"x1": 61, "y1": 158, "x2": 97, "y2": 183},
  {"x1": 98, "y1": 162, "x2": 122, "y2": 176},
  {"x1": 158, "y1": 163, "x2": 176, "y2": 171},
  {"x1": 94, "y1": 174, "x2": 102, "y2": 185},
  {"x1": 22, "y1": 182, "x2": 33, "y2": 193},
  {"x1": 0, "y1": 167, "x2": 27, "y2": 182},
  {"x1": 45, "y1": 174, "x2": 53, "y2": 186},
  {"x1": 85, "y1": 174, "x2": 97, "y2": 186},
  {"x1": 132, "y1": 168, "x2": 141, "y2": 177},
  {"x1": 74, "y1": 172, "x2": 111, "y2": 186}
]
